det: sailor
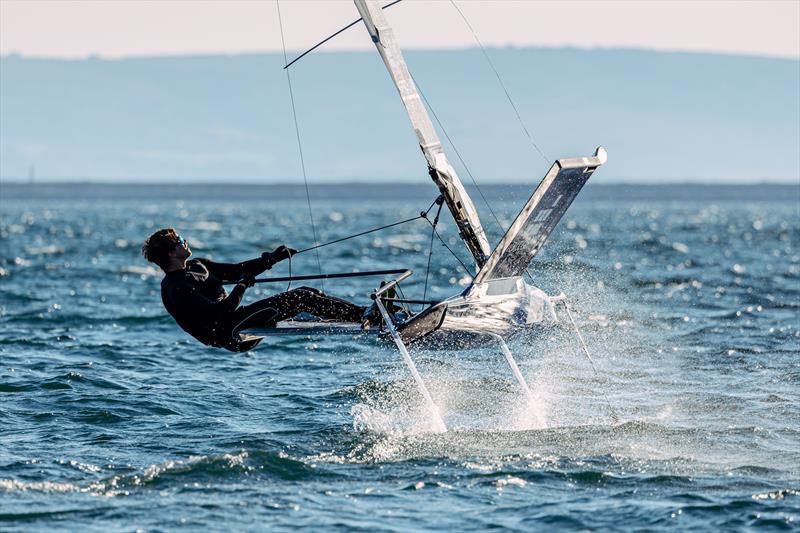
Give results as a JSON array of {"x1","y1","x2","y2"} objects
[{"x1": 142, "y1": 228, "x2": 377, "y2": 352}]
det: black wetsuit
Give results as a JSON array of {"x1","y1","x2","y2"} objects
[{"x1": 161, "y1": 257, "x2": 365, "y2": 352}]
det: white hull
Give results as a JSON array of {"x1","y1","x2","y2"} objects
[{"x1": 394, "y1": 277, "x2": 558, "y2": 345}]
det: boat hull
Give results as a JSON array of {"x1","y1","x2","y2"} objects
[
  {"x1": 242, "y1": 277, "x2": 557, "y2": 346},
  {"x1": 396, "y1": 276, "x2": 557, "y2": 345}
]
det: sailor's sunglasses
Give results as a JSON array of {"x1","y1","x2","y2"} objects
[{"x1": 176, "y1": 236, "x2": 187, "y2": 248}]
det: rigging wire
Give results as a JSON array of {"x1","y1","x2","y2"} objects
[
  {"x1": 395, "y1": 283, "x2": 412, "y2": 316},
  {"x1": 284, "y1": 195, "x2": 474, "y2": 310},
  {"x1": 421, "y1": 198, "x2": 445, "y2": 311},
  {"x1": 412, "y1": 74, "x2": 506, "y2": 236},
  {"x1": 424, "y1": 217, "x2": 472, "y2": 276},
  {"x1": 295, "y1": 196, "x2": 440, "y2": 254},
  {"x1": 415, "y1": 4, "x2": 547, "y2": 289},
  {"x1": 288, "y1": 193, "x2": 473, "y2": 298},
  {"x1": 291, "y1": 197, "x2": 448, "y2": 305},
  {"x1": 283, "y1": 0, "x2": 403, "y2": 70},
  {"x1": 275, "y1": 1, "x2": 542, "y2": 290},
  {"x1": 449, "y1": 0, "x2": 550, "y2": 166},
  {"x1": 411, "y1": 77, "x2": 507, "y2": 280},
  {"x1": 276, "y1": 0, "x2": 325, "y2": 290},
  {"x1": 561, "y1": 295, "x2": 620, "y2": 424},
  {"x1": 286, "y1": 254, "x2": 292, "y2": 291}
]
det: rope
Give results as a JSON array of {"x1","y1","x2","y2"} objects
[
  {"x1": 276, "y1": 0, "x2": 324, "y2": 290},
  {"x1": 286, "y1": 254, "x2": 292, "y2": 291},
  {"x1": 413, "y1": 74, "x2": 542, "y2": 287},
  {"x1": 559, "y1": 295, "x2": 619, "y2": 424},
  {"x1": 412, "y1": 74, "x2": 506, "y2": 236},
  {"x1": 297, "y1": 216, "x2": 416, "y2": 254},
  {"x1": 395, "y1": 284, "x2": 412, "y2": 316},
  {"x1": 283, "y1": 194, "x2": 470, "y2": 306},
  {"x1": 424, "y1": 217, "x2": 472, "y2": 275},
  {"x1": 295, "y1": 196, "x2": 439, "y2": 254},
  {"x1": 283, "y1": 0, "x2": 404, "y2": 70},
  {"x1": 449, "y1": 0, "x2": 550, "y2": 166},
  {"x1": 421, "y1": 198, "x2": 444, "y2": 310}
]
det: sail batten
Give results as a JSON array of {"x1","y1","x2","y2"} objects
[{"x1": 354, "y1": 0, "x2": 491, "y2": 269}]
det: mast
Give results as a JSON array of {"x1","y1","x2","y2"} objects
[{"x1": 354, "y1": 0, "x2": 491, "y2": 270}]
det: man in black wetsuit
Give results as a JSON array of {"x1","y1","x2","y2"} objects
[{"x1": 142, "y1": 228, "x2": 370, "y2": 352}]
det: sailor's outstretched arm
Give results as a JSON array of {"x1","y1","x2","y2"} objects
[
  {"x1": 196, "y1": 256, "x2": 273, "y2": 282},
  {"x1": 197, "y1": 246, "x2": 296, "y2": 282}
]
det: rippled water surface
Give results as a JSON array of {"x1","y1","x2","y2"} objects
[{"x1": 1, "y1": 184, "x2": 798, "y2": 531}]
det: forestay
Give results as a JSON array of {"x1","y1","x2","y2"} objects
[{"x1": 474, "y1": 147, "x2": 607, "y2": 284}]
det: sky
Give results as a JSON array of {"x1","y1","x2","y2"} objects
[
  {"x1": 1, "y1": 1, "x2": 798, "y2": 184},
  {"x1": 1, "y1": 0, "x2": 799, "y2": 59}
]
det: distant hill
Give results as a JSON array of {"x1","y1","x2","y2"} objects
[{"x1": 1, "y1": 48, "x2": 798, "y2": 183}]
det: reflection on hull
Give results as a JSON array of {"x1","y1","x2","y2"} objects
[{"x1": 396, "y1": 276, "x2": 558, "y2": 346}]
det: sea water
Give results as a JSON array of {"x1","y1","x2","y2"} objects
[{"x1": 1, "y1": 183, "x2": 798, "y2": 531}]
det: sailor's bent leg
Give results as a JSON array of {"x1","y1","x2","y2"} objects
[
  {"x1": 226, "y1": 287, "x2": 366, "y2": 332},
  {"x1": 226, "y1": 297, "x2": 287, "y2": 332},
  {"x1": 287, "y1": 286, "x2": 366, "y2": 322}
]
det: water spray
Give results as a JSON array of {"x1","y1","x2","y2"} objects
[
  {"x1": 373, "y1": 275, "x2": 447, "y2": 433},
  {"x1": 553, "y1": 293, "x2": 620, "y2": 424},
  {"x1": 488, "y1": 332, "x2": 547, "y2": 429}
]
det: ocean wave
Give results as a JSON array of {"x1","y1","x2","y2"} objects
[
  {"x1": 328, "y1": 418, "x2": 800, "y2": 474},
  {"x1": 1, "y1": 197, "x2": 798, "y2": 528},
  {"x1": 0, "y1": 450, "x2": 320, "y2": 498},
  {"x1": 0, "y1": 478, "x2": 82, "y2": 494},
  {"x1": 2, "y1": 312, "x2": 168, "y2": 326}
]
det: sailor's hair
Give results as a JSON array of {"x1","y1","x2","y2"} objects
[{"x1": 142, "y1": 228, "x2": 179, "y2": 270}]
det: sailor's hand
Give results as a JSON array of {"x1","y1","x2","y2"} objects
[
  {"x1": 266, "y1": 245, "x2": 297, "y2": 263},
  {"x1": 237, "y1": 274, "x2": 256, "y2": 289}
]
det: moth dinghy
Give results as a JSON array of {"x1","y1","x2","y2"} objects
[{"x1": 243, "y1": 0, "x2": 608, "y2": 431}]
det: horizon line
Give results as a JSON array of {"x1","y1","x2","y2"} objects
[
  {"x1": 2, "y1": 180, "x2": 797, "y2": 187},
  {"x1": 2, "y1": 44, "x2": 798, "y2": 63}
]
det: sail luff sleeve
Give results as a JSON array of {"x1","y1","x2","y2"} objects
[{"x1": 354, "y1": 0, "x2": 491, "y2": 269}]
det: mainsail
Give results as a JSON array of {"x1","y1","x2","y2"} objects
[{"x1": 354, "y1": 0, "x2": 491, "y2": 269}]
